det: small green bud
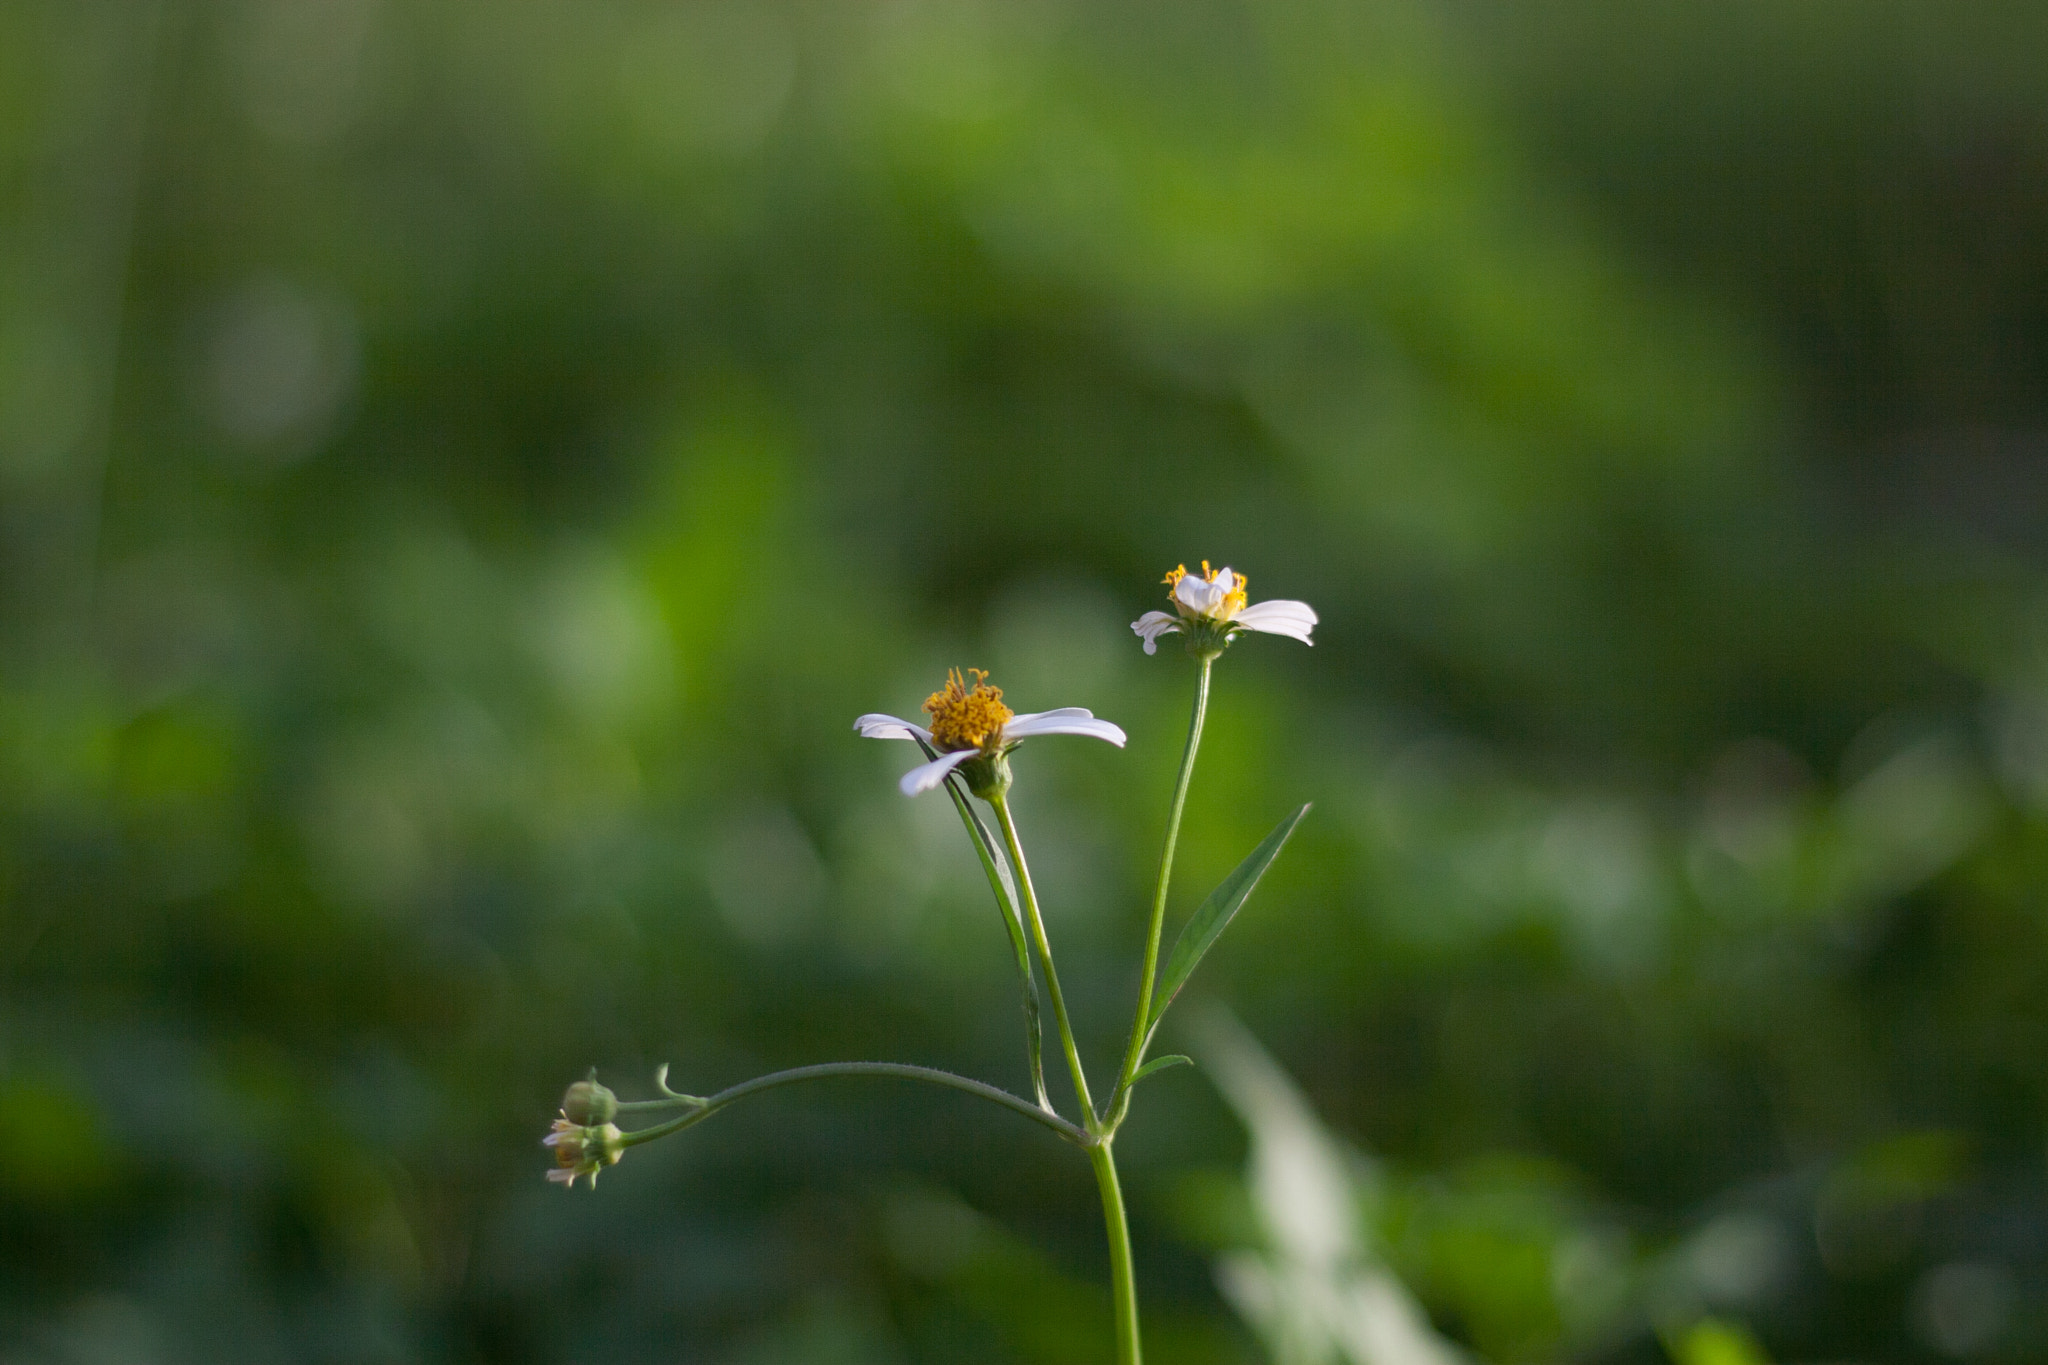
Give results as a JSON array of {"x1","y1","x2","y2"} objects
[{"x1": 561, "y1": 1078, "x2": 618, "y2": 1125}]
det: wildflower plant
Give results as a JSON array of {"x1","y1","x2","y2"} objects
[{"x1": 544, "y1": 564, "x2": 1317, "y2": 1363}]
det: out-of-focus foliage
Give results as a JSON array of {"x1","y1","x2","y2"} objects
[
  {"x1": 5, "y1": 0, "x2": 2048, "y2": 1361},
  {"x1": 1196, "y1": 1007, "x2": 1469, "y2": 1365}
]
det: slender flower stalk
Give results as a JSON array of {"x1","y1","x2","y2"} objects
[
  {"x1": 1110, "y1": 653, "x2": 1212, "y2": 1125},
  {"x1": 937, "y1": 764, "x2": 1052, "y2": 1113},
  {"x1": 989, "y1": 790, "x2": 1098, "y2": 1125}
]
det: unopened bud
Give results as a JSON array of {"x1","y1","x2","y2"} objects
[{"x1": 561, "y1": 1078, "x2": 618, "y2": 1125}]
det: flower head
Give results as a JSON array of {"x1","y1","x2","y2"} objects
[
  {"x1": 923, "y1": 669, "x2": 1014, "y2": 752},
  {"x1": 544, "y1": 1118, "x2": 624, "y2": 1188},
  {"x1": 1132, "y1": 561, "x2": 1317, "y2": 656},
  {"x1": 856, "y1": 668, "x2": 1126, "y2": 797}
]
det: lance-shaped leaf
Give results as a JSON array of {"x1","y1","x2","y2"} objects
[{"x1": 1146, "y1": 804, "x2": 1310, "y2": 1043}]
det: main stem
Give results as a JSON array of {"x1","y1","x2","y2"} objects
[
  {"x1": 988, "y1": 793, "x2": 1141, "y2": 1364},
  {"x1": 1091, "y1": 1142, "x2": 1142, "y2": 1365},
  {"x1": 989, "y1": 793, "x2": 1097, "y2": 1123},
  {"x1": 1112, "y1": 654, "x2": 1212, "y2": 1118}
]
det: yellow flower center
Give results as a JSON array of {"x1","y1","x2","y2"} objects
[
  {"x1": 923, "y1": 668, "x2": 1014, "y2": 752},
  {"x1": 1162, "y1": 561, "x2": 1249, "y2": 618}
]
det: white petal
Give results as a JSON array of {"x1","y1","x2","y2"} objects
[
  {"x1": 899, "y1": 747, "x2": 975, "y2": 796},
  {"x1": 1006, "y1": 707, "x2": 1094, "y2": 726},
  {"x1": 1175, "y1": 574, "x2": 1223, "y2": 616},
  {"x1": 1211, "y1": 567, "x2": 1241, "y2": 596},
  {"x1": 1236, "y1": 599, "x2": 1317, "y2": 627},
  {"x1": 1235, "y1": 599, "x2": 1317, "y2": 644},
  {"x1": 1003, "y1": 714, "x2": 1128, "y2": 745},
  {"x1": 855, "y1": 712, "x2": 933, "y2": 742},
  {"x1": 1131, "y1": 610, "x2": 1182, "y2": 655}
]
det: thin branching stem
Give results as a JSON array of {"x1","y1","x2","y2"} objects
[{"x1": 616, "y1": 1062, "x2": 1090, "y2": 1149}]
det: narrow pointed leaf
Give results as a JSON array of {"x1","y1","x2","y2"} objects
[
  {"x1": 1147, "y1": 804, "x2": 1310, "y2": 1036},
  {"x1": 1130, "y1": 1054, "x2": 1193, "y2": 1085}
]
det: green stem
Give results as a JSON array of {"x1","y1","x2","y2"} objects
[
  {"x1": 1110, "y1": 654, "x2": 1212, "y2": 1124},
  {"x1": 1091, "y1": 1141, "x2": 1143, "y2": 1365},
  {"x1": 615, "y1": 1097, "x2": 699, "y2": 1113},
  {"x1": 941, "y1": 769, "x2": 1052, "y2": 1114},
  {"x1": 618, "y1": 1061, "x2": 1090, "y2": 1148},
  {"x1": 989, "y1": 792, "x2": 1099, "y2": 1127}
]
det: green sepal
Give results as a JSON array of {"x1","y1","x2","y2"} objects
[{"x1": 1145, "y1": 804, "x2": 1310, "y2": 1042}]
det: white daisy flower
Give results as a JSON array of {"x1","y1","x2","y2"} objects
[
  {"x1": 856, "y1": 668, "x2": 1127, "y2": 796},
  {"x1": 1131, "y1": 561, "x2": 1317, "y2": 655}
]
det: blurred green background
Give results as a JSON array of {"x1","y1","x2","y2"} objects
[{"x1": 6, "y1": 0, "x2": 2048, "y2": 1361}]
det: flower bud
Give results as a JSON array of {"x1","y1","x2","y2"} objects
[{"x1": 561, "y1": 1078, "x2": 618, "y2": 1125}]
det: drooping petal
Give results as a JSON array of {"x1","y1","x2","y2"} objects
[
  {"x1": 898, "y1": 747, "x2": 975, "y2": 796},
  {"x1": 855, "y1": 712, "x2": 934, "y2": 742},
  {"x1": 1002, "y1": 713, "x2": 1128, "y2": 746},
  {"x1": 1234, "y1": 599, "x2": 1317, "y2": 645},
  {"x1": 1131, "y1": 610, "x2": 1183, "y2": 655}
]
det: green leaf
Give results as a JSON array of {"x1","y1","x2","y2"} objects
[
  {"x1": 1147, "y1": 804, "x2": 1310, "y2": 1037},
  {"x1": 1130, "y1": 1054, "x2": 1192, "y2": 1085}
]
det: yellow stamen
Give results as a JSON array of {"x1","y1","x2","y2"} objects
[
  {"x1": 923, "y1": 668, "x2": 1014, "y2": 752},
  {"x1": 1219, "y1": 569, "x2": 1248, "y2": 615}
]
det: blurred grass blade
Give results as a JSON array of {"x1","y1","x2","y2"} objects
[{"x1": 1147, "y1": 805, "x2": 1309, "y2": 1038}]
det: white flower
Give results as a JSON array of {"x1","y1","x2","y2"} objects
[
  {"x1": 1131, "y1": 562, "x2": 1317, "y2": 655},
  {"x1": 855, "y1": 668, "x2": 1126, "y2": 796}
]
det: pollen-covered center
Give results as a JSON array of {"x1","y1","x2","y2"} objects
[
  {"x1": 1163, "y1": 560, "x2": 1249, "y2": 618},
  {"x1": 923, "y1": 668, "x2": 1014, "y2": 752}
]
